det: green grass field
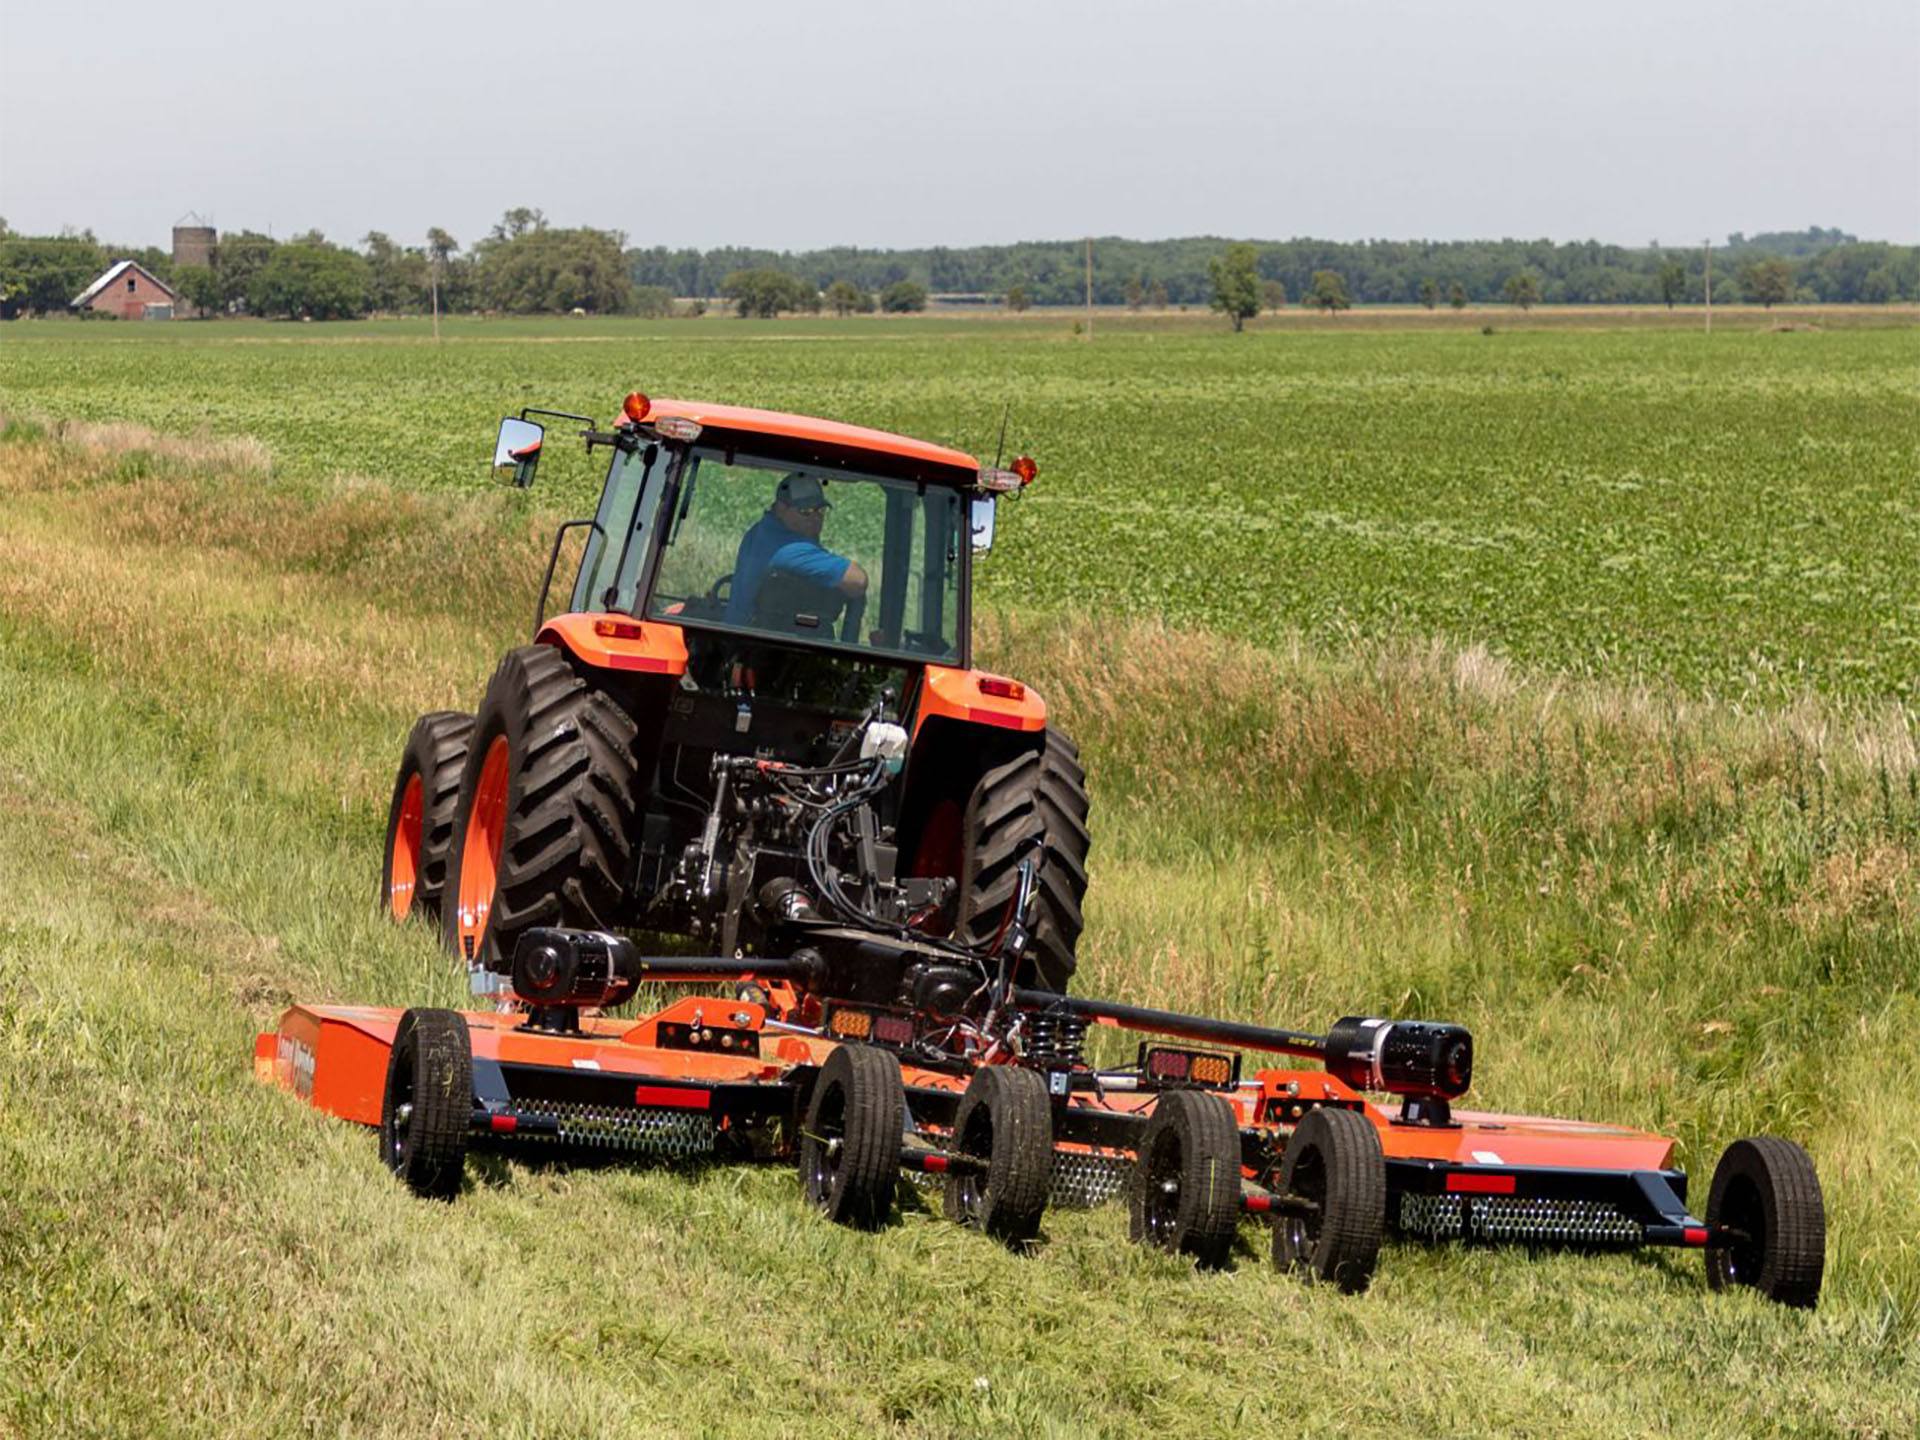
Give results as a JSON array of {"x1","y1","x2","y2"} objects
[{"x1": 1, "y1": 315, "x2": 1917, "y2": 1437}]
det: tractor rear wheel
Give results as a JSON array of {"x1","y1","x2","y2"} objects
[
  {"x1": 443, "y1": 645, "x2": 639, "y2": 973},
  {"x1": 380, "y1": 1008, "x2": 473, "y2": 1200},
  {"x1": 799, "y1": 1045, "x2": 904, "y2": 1230},
  {"x1": 1272, "y1": 1107, "x2": 1385, "y2": 1293},
  {"x1": 943, "y1": 1064, "x2": 1052, "y2": 1245},
  {"x1": 953, "y1": 727, "x2": 1090, "y2": 992},
  {"x1": 1128, "y1": 1089, "x2": 1241, "y2": 1269},
  {"x1": 1705, "y1": 1136, "x2": 1825, "y2": 1308},
  {"x1": 381, "y1": 710, "x2": 473, "y2": 923}
]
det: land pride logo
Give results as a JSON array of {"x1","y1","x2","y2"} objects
[{"x1": 277, "y1": 1034, "x2": 316, "y2": 1099}]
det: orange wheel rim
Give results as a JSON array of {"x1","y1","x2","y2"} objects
[
  {"x1": 388, "y1": 773, "x2": 425, "y2": 920},
  {"x1": 457, "y1": 736, "x2": 511, "y2": 958}
]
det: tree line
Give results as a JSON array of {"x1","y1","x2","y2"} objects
[{"x1": 2, "y1": 214, "x2": 1913, "y2": 320}]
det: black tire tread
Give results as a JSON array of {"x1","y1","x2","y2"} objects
[
  {"x1": 1274, "y1": 1107, "x2": 1385, "y2": 1293},
  {"x1": 1128, "y1": 1089, "x2": 1241, "y2": 1269},
  {"x1": 379, "y1": 1008, "x2": 472, "y2": 1201},
  {"x1": 953, "y1": 727, "x2": 1092, "y2": 991},
  {"x1": 943, "y1": 1065, "x2": 1052, "y2": 1244},
  {"x1": 381, "y1": 710, "x2": 474, "y2": 919},
  {"x1": 444, "y1": 645, "x2": 639, "y2": 970},
  {"x1": 1705, "y1": 1135, "x2": 1825, "y2": 1308},
  {"x1": 802, "y1": 1045, "x2": 904, "y2": 1230}
]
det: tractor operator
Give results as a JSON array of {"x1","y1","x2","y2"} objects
[{"x1": 725, "y1": 473, "x2": 869, "y2": 627}]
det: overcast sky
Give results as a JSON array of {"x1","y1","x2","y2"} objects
[{"x1": 2, "y1": 0, "x2": 1915, "y2": 252}]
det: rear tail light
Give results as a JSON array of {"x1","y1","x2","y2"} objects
[
  {"x1": 976, "y1": 676, "x2": 1025, "y2": 700},
  {"x1": 827, "y1": 1007, "x2": 872, "y2": 1040},
  {"x1": 594, "y1": 619, "x2": 646, "y2": 640}
]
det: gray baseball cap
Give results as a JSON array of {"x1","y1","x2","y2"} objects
[{"x1": 775, "y1": 473, "x2": 831, "y2": 510}]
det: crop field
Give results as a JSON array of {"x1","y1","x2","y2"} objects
[{"x1": 2, "y1": 314, "x2": 1918, "y2": 1437}]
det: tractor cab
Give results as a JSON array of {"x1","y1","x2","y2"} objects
[{"x1": 383, "y1": 393, "x2": 1084, "y2": 1001}]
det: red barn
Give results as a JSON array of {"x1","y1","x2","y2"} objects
[{"x1": 71, "y1": 260, "x2": 179, "y2": 320}]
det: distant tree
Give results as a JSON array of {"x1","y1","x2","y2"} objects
[
  {"x1": 823, "y1": 279, "x2": 870, "y2": 316},
  {"x1": 1207, "y1": 244, "x2": 1261, "y2": 331},
  {"x1": 361, "y1": 231, "x2": 428, "y2": 313},
  {"x1": 1259, "y1": 278, "x2": 1287, "y2": 314},
  {"x1": 248, "y1": 242, "x2": 370, "y2": 320},
  {"x1": 217, "y1": 231, "x2": 278, "y2": 311},
  {"x1": 1502, "y1": 271, "x2": 1541, "y2": 310},
  {"x1": 482, "y1": 227, "x2": 634, "y2": 313},
  {"x1": 1148, "y1": 280, "x2": 1169, "y2": 308},
  {"x1": 722, "y1": 268, "x2": 815, "y2": 318},
  {"x1": 1005, "y1": 282, "x2": 1031, "y2": 312},
  {"x1": 1658, "y1": 258, "x2": 1687, "y2": 309},
  {"x1": 1447, "y1": 281, "x2": 1467, "y2": 309},
  {"x1": 0, "y1": 235, "x2": 105, "y2": 313},
  {"x1": 173, "y1": 263, "x2": 223, "y2": 317},
  {"x1": 631, "y1": 284, "x2": 674, "y2": 318},
  {"x1": 1308, "y1": 269, "x2": 1351, "y2": 314},
  {"x1": 1417, "y1": 277, "x2": 1438, "y2": 310},
  {"x1": 491, "y1": 207, "x2": 547, "y2": 242},
  {"x1": 879, "y1": 279, "x2": 928, "y2": 313},
  {"x1": 1123, "y1": 273, "x2": 1146, "y2": 310},
  {"x1": 1739, "y1": 257, "x2": 1793, "y2": 309},
  {"x1": 1860, "y1": 266, "x2": 1897, "y2": 304}
]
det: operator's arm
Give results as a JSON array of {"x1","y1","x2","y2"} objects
[{"x1": 769, "y1": 540, "x2": 865, "y2": 597}]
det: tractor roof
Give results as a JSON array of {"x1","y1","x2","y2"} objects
[{"x1": 645, "y1": 398, "x2": 979, "y2": 475}]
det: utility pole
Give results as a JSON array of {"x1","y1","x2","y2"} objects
[
  {"x1": 1085, "y1": 237, "x2": 1093, "y2": 342},
  {"x1": 1703, "y1": 238, "x2": 1712, "y2": 335},
  {"x1": 430, "y1": 254, "x2": 442, "y2": 344}
]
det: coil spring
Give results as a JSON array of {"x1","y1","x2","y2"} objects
[{"x1": 1025, "y1": 1011, "x2": 1087, "y2": 1070}]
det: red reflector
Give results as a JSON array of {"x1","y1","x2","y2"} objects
[
  {"x1": 489, "y1": 1114, "x2": 518, "y2": 1134},
  {"x1": 1244, "y1": 1192, "x2": 1273, "y2": 1213},
  {"x1": 634, "y1": 1085, "x2": 711, "y2": 1110},
  {"x1": 594, "y1": 618, "x2": 646, "y2": 641},
  {"x1": 925, "y1": 1154, "x2": 949, "y2": 1174},
  {"x1": 976, "y1": 675, "x2": 1026, "y2": 700},
  {"x1": 1684, "y1": 1226, "x2": 1709, "y2": 1246},
  {"x1": 1445, "y1": 1172, "x2": 1517, "y2": 1195}
]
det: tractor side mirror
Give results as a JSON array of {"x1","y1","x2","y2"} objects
[
  {"x1": 494, "y1": 417, "x2": 546, "y2": 489},
  {"x1": 969, "y1": 495, "x2": 996, "y2": 554}
]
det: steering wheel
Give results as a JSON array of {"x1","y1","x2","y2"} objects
[{"x1": 706, "y1": 573, "x2": 732, "y2": 603}]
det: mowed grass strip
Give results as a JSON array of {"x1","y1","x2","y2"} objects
[{"x1": 0, "y1": 428, "x2": 1916, "y2": 1437}]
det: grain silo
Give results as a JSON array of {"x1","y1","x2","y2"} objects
[{"x1": 173, "y1": 217, "x2": 217, "y2": 271}]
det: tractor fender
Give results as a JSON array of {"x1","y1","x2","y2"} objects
[
  {"x1": 912, "y1": 665, "x2": 1047, "y2": 741},
  {"x1": 537, "y1": 613, "x2": 689, "y2": 677}
]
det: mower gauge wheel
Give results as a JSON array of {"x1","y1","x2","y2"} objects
[
  {"x1": 799, "y1": 1045, "x2": 904, "y2": 1230},
  {"x1": 1272, "y1": 1107, "x2": 1385, "y2": 1293},
  {"x1": 1128, "y1": 1089, "x2": 1241, "y2": 1270},
  {"x1": 1705, "y1": 1136, "x2": 1825, "y2": 1308},
  {"x1": 943, "y1": 1065, "x2": 1052, "y2": 1245},
  {"x1": 379, "y1": 1009, "x2": 474, "y2": 1201}
]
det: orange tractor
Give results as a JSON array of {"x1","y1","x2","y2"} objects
[
  {"x1": 379, "y1": 393, "x2": 1088, "y2": 995},
  {"x1": 255, "y1": 394, "x2": 1824, "y2": 1305}
]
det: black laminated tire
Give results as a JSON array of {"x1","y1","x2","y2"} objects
[
  {"x1": 1705, "y1": 1136, "x2": 1825, "y2": 1308},
  {"x1": 380, "y1": 710, "x2": 473, "y2": 922},
  {"x1": 953, "y1": 727, "x2": 1091, "y2": 992},
  {"x1": 1128, "y1": 1089, "x2": 1241, "y2": 1269},
  {"x1": 443, "y1": 645, "x2": 639, "y2": 972},
  {"x1": 1272, "y1": 1107, "x2": 1385, "y2": 1293},
  {"x1": 943, "y1": 1064, "x2": 1053, "y2": 1245},
  {"x1": 379, "y1": 1008, "x2": 473, "y2": 1201},
  {"x1": 799, "y1": 1045, "x2": 904, "y2": 1230}
]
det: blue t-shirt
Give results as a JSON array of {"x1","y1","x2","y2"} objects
[{"x1": 725, "y1": 511, "x2": 852, "y2": 624}]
